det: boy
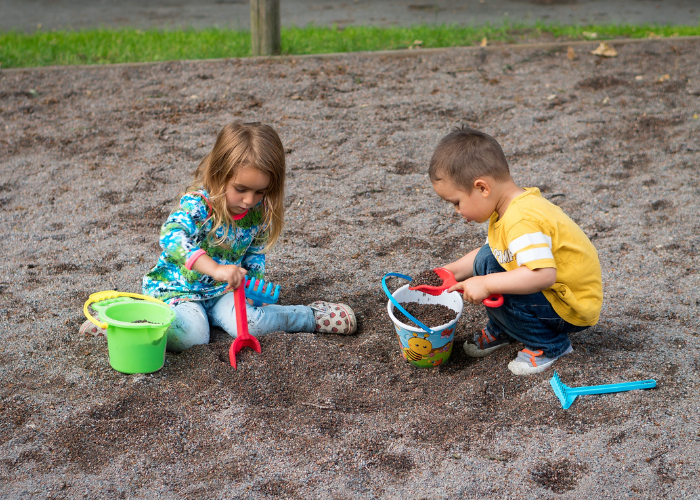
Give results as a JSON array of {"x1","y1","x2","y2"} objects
[{"x1": 430, "y1": 127, "x2": 602, "y2": 375}]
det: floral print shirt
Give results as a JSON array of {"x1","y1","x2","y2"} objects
[{"x1": 142, "y1": 190, "x2": 266, "y2": 305}]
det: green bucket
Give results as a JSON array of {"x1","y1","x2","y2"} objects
[{"x1": 84, "y1": 291, "x2": 175, "y2": 374}]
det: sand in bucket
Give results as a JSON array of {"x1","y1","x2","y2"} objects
[{"x1": 383, "y1": 273, "x2": 463, "y2": 368}]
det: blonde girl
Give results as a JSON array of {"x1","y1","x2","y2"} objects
[{"x1": 79, "y1": 122, "x2": 356, "y2": 349}]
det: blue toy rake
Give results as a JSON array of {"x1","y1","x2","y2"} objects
[
  {"x1": 550, "y1": 371, "x2": 656, "y2": 409},
  {"x1": 244, "y1": 278, "x2": 280, "y2": 307}
]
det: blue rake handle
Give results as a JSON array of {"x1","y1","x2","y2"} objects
[
  {"x1": 382, "y1": 273, "x2": 436, "y2": 335},
  {"x1": 562, "y1": 380, "x2": 657, "y2": 396}
]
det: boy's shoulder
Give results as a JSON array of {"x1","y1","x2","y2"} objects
[
  {"x1": 511, "y1": 187, "x2": 566, "y2": 217},
  {"x1": 500, "y1": 187, "x2": 580, "y2": 233}
]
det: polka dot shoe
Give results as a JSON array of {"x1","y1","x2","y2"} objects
[
  {"x1": 309, "y1": 301, "x2": 357, "y2": 335},
  {"x1": 79, "y1": 319, "x2": 107, "y2": 337}
]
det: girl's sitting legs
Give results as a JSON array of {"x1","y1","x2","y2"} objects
[
  {"x1": 207, "y1": 293, "x2": 357, "y2": 338},
  {"x1": 207, "y1": 291, "x2": 316, "y2": 337},
  {"x1": 166, "y1": 293, "x2": 357, "y2": 353}
]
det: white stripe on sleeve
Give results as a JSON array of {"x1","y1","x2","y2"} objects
[
  {"x1": 516, "y1": 246, "x2": 554, "y2": 266},
  {"x1": 508, "y1": 232, "x2": 552, "y2": 254}
]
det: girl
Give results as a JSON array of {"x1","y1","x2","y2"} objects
[{"x1": 82, "y1": 122, "x2": 356, "y2": 350}]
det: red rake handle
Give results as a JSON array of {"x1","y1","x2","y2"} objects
[{"x1": 229, "y1": 284, "x2": 261, "y2": 369}]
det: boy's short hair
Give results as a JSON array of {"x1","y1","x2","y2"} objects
[{"x1": 429, "y1": 126, "x2": 511, "y2": 191}]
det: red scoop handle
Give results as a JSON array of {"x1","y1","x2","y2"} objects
[{"x1": 482, "y1": 294, "x2": 504, "y2": 308}]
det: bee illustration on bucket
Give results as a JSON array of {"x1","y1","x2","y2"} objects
[
  {"x1": 404, "y1": 332, "x2": 432, "y2": 361},
  {"x1": 399, "y1": 333, "x2": 455, "y2": 365}
]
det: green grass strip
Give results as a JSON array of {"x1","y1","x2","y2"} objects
[{"x1": 1, "y1": 23, "x2": 699, "y2": 69}]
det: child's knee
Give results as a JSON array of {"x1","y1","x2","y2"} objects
[
  {"x1": 167, "y1": 302, "x2": 210, "y2": 352},
  {"x1": 166, "y1": 326, "x2": 209, "y2": 352}
]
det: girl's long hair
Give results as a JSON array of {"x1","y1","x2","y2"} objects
[{"x1": 188, "y1": 121, "x2": 285, "y2": 251}]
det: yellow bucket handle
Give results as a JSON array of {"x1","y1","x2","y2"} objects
[{"x1": 83, "y1": 290, "x2": 167, "y2": 330}]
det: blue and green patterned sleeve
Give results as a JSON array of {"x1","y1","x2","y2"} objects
[{"x1": 159, "y1": 192, "x2": 210, "y2": 266}]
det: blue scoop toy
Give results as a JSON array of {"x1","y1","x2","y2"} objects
[
  {"x1": 550, "y1": 371, "x2": 656, "y2": 409},
  {"x1": 244, "y1": 278, "x2": 280, "y2": 307}
]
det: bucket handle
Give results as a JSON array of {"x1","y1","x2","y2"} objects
[
  {"x1": 381, "y1": 273, "x2": 436, "y2": 335},
  {"x1": 83, "y1": 290, "x2": 167, "y2": 330}
]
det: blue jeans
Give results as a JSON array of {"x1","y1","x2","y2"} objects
[
  {"x1": 166, "y1": 293, "x2": 315, "y2": 352},
  {"x1": 473, "y1": 244, "x2": 588, "y2": 358}
]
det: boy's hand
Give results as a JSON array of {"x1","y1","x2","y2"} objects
[
  {"x1": 211, "y1": 264, "x2": 247, "y2": 292},
  {"x1": 447, "y1": 266, "x2": 557, "y2": 303},
  {"x1": 448, "y1": 276, "x2": 492, "y2": 304}
]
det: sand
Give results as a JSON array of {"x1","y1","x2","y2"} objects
[{"x1": 1, "y1": 38, "x2": 699, "y2": 499}]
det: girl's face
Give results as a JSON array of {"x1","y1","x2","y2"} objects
[{"x1": 225, "y1": 166, "x2": 271, "y2": 216}]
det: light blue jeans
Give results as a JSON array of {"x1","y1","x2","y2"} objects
[{"x1": 166, "y1": 293, "x2": 316, "y2": 352}]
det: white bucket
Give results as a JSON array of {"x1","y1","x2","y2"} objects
[{"x1": 385, "y1": 281, "x2": 463, "y2": 368}]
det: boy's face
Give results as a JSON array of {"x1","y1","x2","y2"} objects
[{"x1": 432, "y1": 178, "x2": 495, "y2": 224}]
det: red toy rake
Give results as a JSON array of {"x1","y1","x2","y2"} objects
[{"x1": 229, "y1": 283, "x2": 261, "y2": 369}]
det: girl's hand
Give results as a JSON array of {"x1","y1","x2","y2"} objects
[
  {"x1": 211, "y1": 264, "x2": 247, "y2": 292},
  {"x1": 448, "y1": 276, "x2": 492, "y2": 305}
]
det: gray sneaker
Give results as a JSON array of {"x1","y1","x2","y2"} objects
[
  {"x1": 463, "y1": 328, "x2": 511, "y2": 357},
  {"x1": 508, "y1": 345, "x2": 574, "y2": 375}
]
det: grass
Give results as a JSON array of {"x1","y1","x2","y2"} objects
[{"x1": 1, "y1": 22, "x2": 699, "y2": 69}]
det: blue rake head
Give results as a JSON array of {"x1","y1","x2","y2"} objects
[
  {"x1": 244, "y1": 278, "x2": 280, "y2": 307},
  {"x1": 550, "y1": 372, "x2": 574, "y2": 409}
]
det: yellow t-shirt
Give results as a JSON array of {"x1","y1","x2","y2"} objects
[{"x1": 487, "y1": 187, "x2": 602, "y2": 326}]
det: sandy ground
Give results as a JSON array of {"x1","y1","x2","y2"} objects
[{"x1": 1, "y1": 38, "x2": 700, "y2": 499}]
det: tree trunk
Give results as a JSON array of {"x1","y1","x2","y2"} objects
[{"x1": 250, "y1": 0, "x2": 280, "y2": 56}]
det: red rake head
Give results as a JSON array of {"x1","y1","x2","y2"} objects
[{"x1": 229, "y1": 335, "x2": 261, "y2": 369}]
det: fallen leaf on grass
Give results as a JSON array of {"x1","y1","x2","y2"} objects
[
  {"x1": 408, "y1": 40, "x2": 423, "y2": 50},
  {"x1": 582, "y1": 31, "x2": 598, "y2": 39},
  {"x1": 591, "y1": 42, "x2": 617, "y2": 58}
]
